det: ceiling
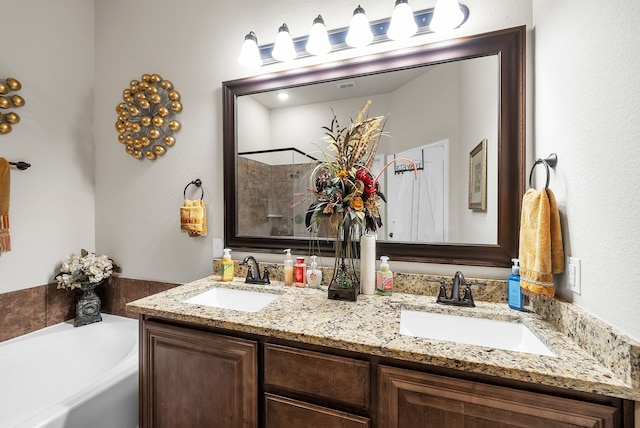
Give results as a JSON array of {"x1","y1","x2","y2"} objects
[{"x1": 250, "y1": 65, "x2": 431, "y2": 109}]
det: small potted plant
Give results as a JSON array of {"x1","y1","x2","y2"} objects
[{"x1": 56, "y1": 249, "x2": 119, "y2": 327}]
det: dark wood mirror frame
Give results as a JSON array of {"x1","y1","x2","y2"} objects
[{"x1": 223, "y1": 26, "x2": 525, "y2": 267}]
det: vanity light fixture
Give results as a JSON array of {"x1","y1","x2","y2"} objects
[
  {"x1": 306, "y1": 15, "x2": 332, "y2": 56},
  {"x1": 387, "y1": 0, "x2": 418, "y2": 41},
  {"x1": 237, "y1": 31, "x2": 262, "y2": 68},
  {"x1": 238, "y1": 2, "x2": 469, "y2": 67},
  {"x1": 429, "y1": 0, "x2": 465, "y2": 32},
  {"x1": 345, "y1": 5, "x2": 374, "y2": 48},
  {"x1": 272, "y1": 23, "x2": 297, "y2": 62}
]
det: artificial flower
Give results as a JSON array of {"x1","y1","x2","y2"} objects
[{"x1": 55, "y1": 249, "x2": 119, "y2": 290}]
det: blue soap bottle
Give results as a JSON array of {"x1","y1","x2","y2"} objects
[{"x1": 508, "y1": 258, "x2": 523, "y2": 311}]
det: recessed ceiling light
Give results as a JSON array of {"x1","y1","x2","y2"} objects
[{"x1": 278, "y1": 93, "x2": 289, "y2": 101}]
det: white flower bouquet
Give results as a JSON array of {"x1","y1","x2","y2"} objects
[{"x1": 56, "y1": 249, "x2": 118, "y2": 290}]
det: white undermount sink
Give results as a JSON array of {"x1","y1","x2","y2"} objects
[
  {"x1": 183, "y1": 287, "x2": 279, "y2": 312},
  {"x1": 400, "y1": 309, "x2": 556, "y2": 357}
]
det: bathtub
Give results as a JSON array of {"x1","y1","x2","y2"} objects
[{"x1": 0, "y1": 314, "x2": 139, "y2": 428}]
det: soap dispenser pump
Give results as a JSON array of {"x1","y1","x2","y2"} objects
[
  {"x1": 221, "y1": 248, "x2": 234, "y2": 282},
  {"x1": 376, "y1": 256, "x2": 393, "y2": 296},
  {"x1": 508, "y1": 258, "x2": 523, "y2": 311},
  {"x1": 306, "y1": 255, "x2": 322, "y2": 289},
  {"x1": 283, "y1": 249, "x2": 293, "y2": 286}
]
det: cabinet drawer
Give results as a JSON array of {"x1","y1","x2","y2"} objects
[
  {"x1": 265, "y1": 394, "x2": 370, "y2": 428},
  {"x1": 264, "y1": 344, "x2": 370, "y2": 410}
]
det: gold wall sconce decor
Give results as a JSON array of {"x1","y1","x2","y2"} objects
[
  {"x1": 115, "y1": 73, "x2": 183, "y2": 160},
  {"x1": 0, "y1": 77, "x2": 25, "y2": 136}
]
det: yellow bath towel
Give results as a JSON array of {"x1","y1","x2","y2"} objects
[
  {"x1": 0, "y1": 158, "x2": 10, "y2": 252},
  {"x1": 519, "y1": 188, "x2": 564, "y2": 296},
  {"x1": 180, "y1": 199, "x2": 207, "y2": 237}
]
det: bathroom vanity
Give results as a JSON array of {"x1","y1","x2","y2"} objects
[{"x1": 128, "y1": 277, "x2": 637, "y2": 427}]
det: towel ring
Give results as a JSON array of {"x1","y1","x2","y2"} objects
[
  {"x1": 183, "y1": 178, "x2": 203, "y2": 200},
  {"x1": 528, "y1": 153, "x2": 558, "y2": 190}
]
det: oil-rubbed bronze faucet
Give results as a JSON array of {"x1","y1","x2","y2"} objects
[
  {"x1": 427, "y1": 271, "x2": 482, "y2": 308},
  {"x1": 241, "y1": 256, "x2": 270, "y2": 284}
]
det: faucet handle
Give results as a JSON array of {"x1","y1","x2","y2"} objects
[{"x1": 426, "y1": 278, "x2": 447, "y2": 302}]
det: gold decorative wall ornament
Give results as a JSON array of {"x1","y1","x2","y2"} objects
[
  {"x1": 115, "y1": 73, "x2": 182, "y2": 160},
  {"x1": 0, "y1": 77, "x2": 24, "y2": 135}
]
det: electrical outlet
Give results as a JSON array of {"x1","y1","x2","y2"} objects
[
  {"x1": 567, "y1": 257, "x2": 581, "y2": 295},
  {"x1": 212, "y1": 238, "x2": 224, "y2": 258}
]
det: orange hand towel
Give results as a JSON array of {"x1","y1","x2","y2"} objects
[
  {"x1": 0, "y1": 158, "x2": 10, "y2": 252},
  {"x1": 519, "y1": 188, "x2": 564, "y2": 296},
  {"x1": 180, "y1": 199, "x2": 207, "y2": 237}
]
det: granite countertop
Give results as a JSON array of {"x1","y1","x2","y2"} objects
[{"x1": 127, "y1": 275, "x2": 640, "y2": 402}]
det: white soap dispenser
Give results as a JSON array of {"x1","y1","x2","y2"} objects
[
  {"x1": 283, "y1": 249, "x2": 293, "y2": 286},
  {"x1": 306, "y1": 255, "x2": 323, "y2": 289}
]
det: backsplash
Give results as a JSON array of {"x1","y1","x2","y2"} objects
[
  {"x1": 212, "y1": 259, "x2": 509, "y2": 303},
  {"x1": 0, "y1": 277, "x2": 181, "y2": 342}
]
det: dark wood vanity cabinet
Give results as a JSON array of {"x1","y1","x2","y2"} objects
[
  {"x1": 140, "y1": 320, "x2": 258, "y2": 428},
  {"x1": 140, "y1": 318, "x2": 630, "y2": 428},
  {"x1": 263, "y1": 344, "x2": 371, "y2": 427},
  {"x1": 378, "y1": 365, "x2": 620, "y2": 428}
]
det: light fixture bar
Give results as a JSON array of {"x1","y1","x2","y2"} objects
[{"x1": 257, "y1": 4, "x2": 469, "y2": 64}]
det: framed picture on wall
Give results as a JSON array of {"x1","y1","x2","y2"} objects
[{"x1": 468, "y1": 139, "x2": 487, "y2": 211}]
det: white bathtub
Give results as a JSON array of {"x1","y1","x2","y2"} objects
[{"x1": 0, "y1": 314, "x2": 139, "y2": 428}]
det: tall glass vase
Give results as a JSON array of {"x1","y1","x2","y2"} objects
[
  {"x1": 330, "y1": 224, "x2": 361, "y2": 291},
  {"x1": 74, "y1": 281, "x2": 103, "y2": 327}
]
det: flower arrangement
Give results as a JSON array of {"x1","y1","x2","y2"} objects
[
  {"x1": 56, "y1": 249, "x2": 118, "y2": 290},
  {"x1": 305, "y1": 100, "x2": 416, "y2": 236},
  {"x1": 304, "y1": 101, "x2": 416, "y2": 290}
]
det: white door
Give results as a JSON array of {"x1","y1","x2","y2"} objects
[{"x1": 386, "y1": 141, "x2": 448, "y2": 242}]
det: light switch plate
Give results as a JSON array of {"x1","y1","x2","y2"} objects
[
  {"x1": 567, "y1": 257, "x2": 581, "y2": 295},
  {"x1": 212, "y1": 238, "x2": 224, "y2": 258}
]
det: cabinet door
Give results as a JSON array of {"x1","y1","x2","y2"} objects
[
  {"x1": 265, "y1": 394, "x2": 370, "y2": 428},
  {"x1": 378, "y1": 365, "x2": 619, "y2": 428},
  {"x1": 141, "y1": 320, "x2": 258, "y2": 428}
]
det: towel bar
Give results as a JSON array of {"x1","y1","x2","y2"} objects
[
  {"x1": 528, "y1": 153, "x2": 557, "y2": 190},
  {"x1": 8, "y1": 161, "x2": 30, "y2": 170},
  {"x1": 183, "y1": 178, "x2": 203, "y2": 200}
]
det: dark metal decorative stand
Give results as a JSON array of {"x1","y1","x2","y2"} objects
[{"x1": 74, "y1": 281, "x2": 103, "y2": 327}]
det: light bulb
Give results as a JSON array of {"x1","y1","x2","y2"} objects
[
  {"x1": 272, "y1": 23, "x2": 297, "y2": 62},
  {"x1": 237, "y1": 31, "x2": 262, "y2": 68},
  {"x1": 306, "y1": 15, "x2": 331, "y2": 56},
  {"x1": 430, "y1": 0, "x2": 464, "y2": 33},
  {"x1": 387, "y1": 0, "x2": 418, "y2": 41},
  {"x1": 345, "y1": 5, "x2": 373, "y2": 48}
]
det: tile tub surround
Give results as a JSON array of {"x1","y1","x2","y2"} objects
[
  {"x1": 127, "y1": 276, "x2": 640, "y2": 402},
  {"x1": 0, "y1": 277, "x2": 180, "y2": 342}
]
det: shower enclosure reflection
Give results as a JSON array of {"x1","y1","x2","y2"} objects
[{"x1": 238, "y1": 148, "x2": 317, "y2": 238}]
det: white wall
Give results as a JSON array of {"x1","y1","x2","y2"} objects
[
  {"x1": 0, "y1": 0, "x2": 95, "y2": 293},
  {"x1": 533, "y1": 0, "x2": 640, "y2": 340},
  {"x1": 457, "y1": 56, "x2": 499, "y2": 244}
]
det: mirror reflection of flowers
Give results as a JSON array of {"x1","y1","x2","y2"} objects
[
  {"x1": 56, "y1": 249, "x2": 119, "y2": 290},
  {"x1": 305, "y1": 100, "x2": 416, "y2": 235}
]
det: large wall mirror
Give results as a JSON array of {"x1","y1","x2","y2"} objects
[{"x1": 223, "y1": 26, "x2": 524, "y2": 267}]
